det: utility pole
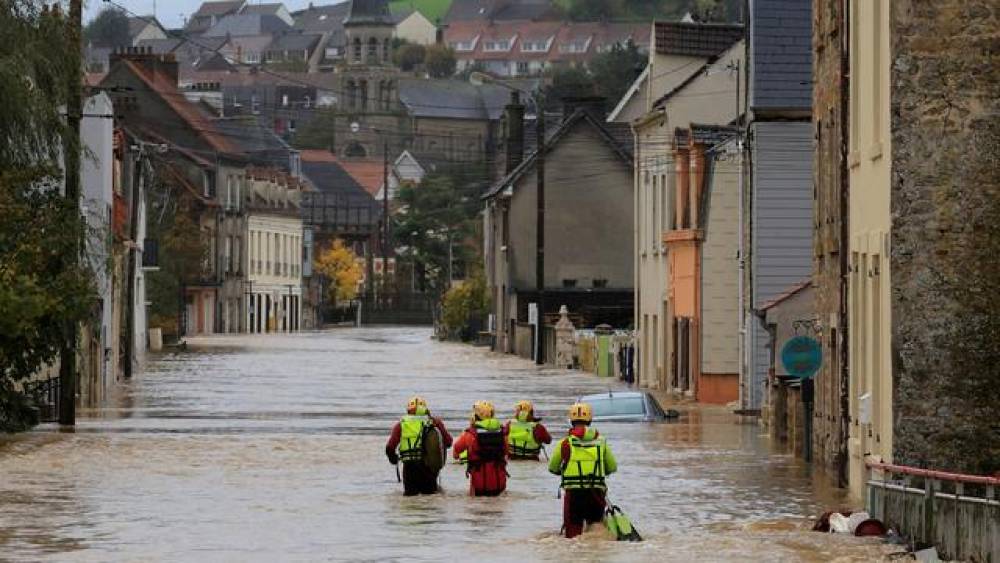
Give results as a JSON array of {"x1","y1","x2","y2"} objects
[
  {"x1": 123, "y1": 147, "x2": 143, "y2": 379},
  {"x1": 59, "y1": 0, "x2": 83, "y2": 426},
  {"x1": 535, "y1": 97, "x2": 545, "y2": 365},
  {"x1": 382, "y1": 140, "x2": 390, "y2": 304}
]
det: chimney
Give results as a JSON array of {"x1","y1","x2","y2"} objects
[
  {"x1": 504, "y1": 90, "x2": 525, "y2": 174},
  {"x1": 560, "y1": 95, "x2": 607, "y2": 121}
]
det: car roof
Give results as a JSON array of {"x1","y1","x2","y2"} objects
[{"x1": 579, "y1": 391, "x2": 646, "y2": 401}]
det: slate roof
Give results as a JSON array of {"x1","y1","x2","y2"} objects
[
  {"x1": 241, "y1": 3, "x2": 286, "y2": 16},
  {"x1": 292, "y1": 2, "x2": 351, "y2": 33},
  {"x1": 266, "y1": 32, "x2": 322, "y2": 52},
  {"x1": 300, "y1": 150, "x2": 381, "y2": 203},
  {"x1": 204, "y1": 13, "x2": 292, "y2": 37},
  {"x1": 750, "y1": 0, "x2": 812, "y2": 112},
  {"x1": 654, "y1": 21, "x2": 744, "y2": 57},
  {"x1": 397, "y1": 79, "x2": 513, "y2": 120},
  {"x1": 127, "y1": 15, "x2": 164, "y2": 38},
  {"x1": 192, "y1": 1, "x2": 246, "y2": 17},
  {"x1": 343, "y1": 0, "x2": 394, "y2": 26},
  {"x1": 760, "y1": 279, "x2": 812, "y2": 311},
  {"x1": 484, "y1": 108, "x2": 634, "y2": 199}
]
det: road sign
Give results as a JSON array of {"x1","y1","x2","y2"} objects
[{"x1": 781, "y1": 336, "x2": 822, "y2": 379}]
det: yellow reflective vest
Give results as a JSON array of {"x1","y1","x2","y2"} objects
[
  {"x1": 560, "y1": 435, "x2": 609, "y2": 490},
  {"x1": 507, "y1": 420, "x2": 541, "y2": 458},
  {"x1": 398, "y1": 415, "x2": 430, "y2": 462}
]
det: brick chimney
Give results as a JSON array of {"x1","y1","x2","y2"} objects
[
  {"x1": 504, "y1": 90, "x2": 525, "y2": 174},
  {"x1": 109, "y1": 47, "x2": 179, "y2": 87}
]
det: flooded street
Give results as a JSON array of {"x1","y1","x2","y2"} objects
[{"x1": 0, "y1": 328, "x2": 894, "y2": 561}]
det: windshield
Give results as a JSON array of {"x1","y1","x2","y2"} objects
[{"x1": 589, "y1": 396, "x2": 646, "y2": 417}]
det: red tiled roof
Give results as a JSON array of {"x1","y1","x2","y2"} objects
[{"x1": 121, "y1": 58, "x2": 241, "y2": 155}]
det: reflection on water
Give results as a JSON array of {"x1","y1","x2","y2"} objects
[{"x1": 0, "y1": 329, "x2": 895, "y2": 561}]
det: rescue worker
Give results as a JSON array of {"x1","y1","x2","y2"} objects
[
  {"x1": 504, "y1": 400, "x2": 552, "y2": 460},
  {"x1": 385, "y1": 396, "x2": 453, "y2": 496},
  {"x1": 452, "y1": 400, "x2": 508, "y2": 496},
  {"x1": 548, "y1": 402, "x2": 617, "y2": 538}
]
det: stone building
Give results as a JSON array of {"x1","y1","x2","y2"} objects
[
  {"x1": 811, "y1": 0, "x2": 849, "y2": 486},
  {"x1": 882, "y1": 1, "x2": 999, "y2": 480}
]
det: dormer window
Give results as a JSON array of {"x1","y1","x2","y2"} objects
[{"x1": 483, "y1": 37, "x2": 513, "y2": 52}]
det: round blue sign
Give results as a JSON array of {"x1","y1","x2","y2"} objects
[{"x1": 781, "y1": 336, "x2": 822, "y2": 379}]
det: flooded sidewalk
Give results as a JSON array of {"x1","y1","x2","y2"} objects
[{"x1": 0, "y1": 328, "x2": 896, "y2": 561}]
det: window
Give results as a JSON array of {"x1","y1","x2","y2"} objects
[
  {"x1": 660, "y1": 173, "x2": 668, "y2": 235},
  {"x1": 383, "y1": 38, "x2": 391, "y2": 63},
  {"x1": 226, "y1": 175, "x2": 233, "y2": 209},
  {"x1": 303, "y1": 95, "x2": 311, "y2": 109},
  {"x1": 234, "y1": 236, "x2": 241, "y2": 275},
  {"x1": 367, "y1": 37, "x2": 378, "y2": 61},
  {"x1": 353, "y1": 37, "x2": 362, "y2": 62},
  {"x1": 521, "y1": 39, "x2": 549, "y2": 52},
  {"x1": 282, "y1": 94, "x2": 289, "y2": 108},
  {"x1": 516, "y1": 61, "x2": 528, "y2": 75},
  {"x1": 225, "y1": 236, "x2": 232, "y2": 274}
]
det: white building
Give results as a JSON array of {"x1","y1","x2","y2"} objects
[{"x1": 245, "y1": 169, "x2": 304, "y2": 333}]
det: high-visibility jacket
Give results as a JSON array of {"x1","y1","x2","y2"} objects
[
  {"x1": 507, "y1": 420, "x2": 541, "y2": 457},
  {"x1": 398, "y1": 415, "x2": 430, "y2": 462},
  {"x1": 559, "y1": 434, "x2": 610, "y2": 490}
]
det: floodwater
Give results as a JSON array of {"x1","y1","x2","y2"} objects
[{"x1": 0, "y1": 328, "x2": 897, "y2": 561}]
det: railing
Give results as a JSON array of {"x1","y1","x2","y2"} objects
[
  {"x1": 22, "y1": 375, "x2": 61, "y2": 423},
  {"x1": 866, "y1": 460, "x2": 1000, "y2": 561}
]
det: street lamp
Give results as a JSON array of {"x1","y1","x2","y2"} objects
[{"x1": 470, "y1": 72, "x2": 546, "y2": 365}]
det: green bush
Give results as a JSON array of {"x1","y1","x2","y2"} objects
[{"x1": 440, "y1": 272, "x2": 489, "y2": 339}]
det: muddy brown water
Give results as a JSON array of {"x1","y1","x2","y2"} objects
[{"x1": 0, "y1": 328, "x2": 899, "y2": 561}]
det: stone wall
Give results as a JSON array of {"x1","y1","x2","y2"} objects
[
  {"x1": 890, "y1": 0, "x2": 1000, "y2": 474},
  {"x1": 811, "y1": 0, "x2": 849, "y2": 484}
]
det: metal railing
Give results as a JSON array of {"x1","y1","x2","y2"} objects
[
  {"x1": 22, "y1": 375, "x2": 62, "y2": 423},
  {"x1": 866, "y1": 460, "x2": 1000, "y2": 561}
]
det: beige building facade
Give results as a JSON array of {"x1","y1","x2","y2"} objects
[
  {"x1": 631, "y1": 37, "x2": 744, "y2": 390},
  {"x1": 846, "y1": 0, "x2": 892, "y2": 498}
]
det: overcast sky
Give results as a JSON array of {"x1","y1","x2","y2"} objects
[{"x1": 85, "y1": 0, "x2": 337, "y2": 29}]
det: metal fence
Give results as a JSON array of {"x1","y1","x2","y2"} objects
[
  {"x1": 866, "y1": 461, "x2": 1000, "y2": 561},
  {"x1": 22, "y1": 375, "x2": 61, "y2": 423}
]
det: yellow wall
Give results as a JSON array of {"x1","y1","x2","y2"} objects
[{"x1": 847, "y1": 0, "x2": 892, "y2": 499}]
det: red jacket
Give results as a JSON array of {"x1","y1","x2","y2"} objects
[
  {"x1": 385, "y1": 416, "x2": 452, "y2": 459},
  {"x1": 453, "y1": 424, "x2": 508, "y2": 495}
]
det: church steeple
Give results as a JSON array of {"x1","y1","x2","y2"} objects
[
  {"x1": 342, "y1": 0, "x2": 395, "y2": 66},
  {"x1": 343, "y1": 0, "x2": 394, "y2": 26}
]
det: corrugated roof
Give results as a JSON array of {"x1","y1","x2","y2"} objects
[
  {"x1": 654, "y1": 21, "x2": 743, "y2": 57},
  {"x1": 750, "y1": 0, "x2": 812, "y2": 112}
]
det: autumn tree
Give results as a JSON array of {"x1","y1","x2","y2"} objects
[{"x1": 314, "y1": 239, "x2": 363, "y2": 304}]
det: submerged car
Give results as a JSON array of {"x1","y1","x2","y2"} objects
[{"x1": 577, "y1": 391, "x2": 679, "y2": 422}]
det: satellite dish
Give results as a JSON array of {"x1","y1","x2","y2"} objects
[{"x1": 350, "y1": 121, "x2": 360, "y2": 134}]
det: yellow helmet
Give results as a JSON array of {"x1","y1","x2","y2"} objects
[
  {"x1": 407, "y1": 396, "x2": 428, "y2": 415},
  {"x1": 568, "y1": 402, "x2": 592, "y2": 424},
  {"x1": 515, "y1": 400, "x2": 534, "y2": 420},
  {"x1": 473, "y1": 400, "x2": 495, "y2": 420}
]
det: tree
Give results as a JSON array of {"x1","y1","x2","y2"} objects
[
  {"x1": 394, "y1": 41, "x2": 426, "y2": 72},
  {"x1": 314, "y1": 240, "x2": 363, "y2": 304},
  {"x1": 543, "y1": 66, "x2": 594, "y2": 109},
  {"x1": 440, "y1": 268, "x2": 489, "y2": 340},
  {"x1": 588, "y1": 41, "x2": 646, "y2": 108},
  {"x1": 84, "y1": 7, "x2": 130, "y2": 48},
  {"x1": 393, "y1": 168, "x2": 484, "y2": 292},
  {"x1": 0, "y1": 1, "x2": 95, "y2": 431},
  {"x1": 146, "y1": 189, "x2": 209, "y2": 339},
  {"x1": 424, "y1": 44, "x2": 457, "y2": 78}
]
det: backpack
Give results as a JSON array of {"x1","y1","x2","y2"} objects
[{"x1": 475, "y1": 428, "x2": 506, "y2": 463}]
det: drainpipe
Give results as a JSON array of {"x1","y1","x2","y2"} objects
[{"x1": 837, "y1": 0, "x2": 851, "y2": 489}]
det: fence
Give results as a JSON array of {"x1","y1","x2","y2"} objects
[
  {"x1": 22, "y1": 375, "x2": 61, "y2": 423},
  {"x1": 866, "y1": 461, "x2": 1000, "y2": 561}
]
